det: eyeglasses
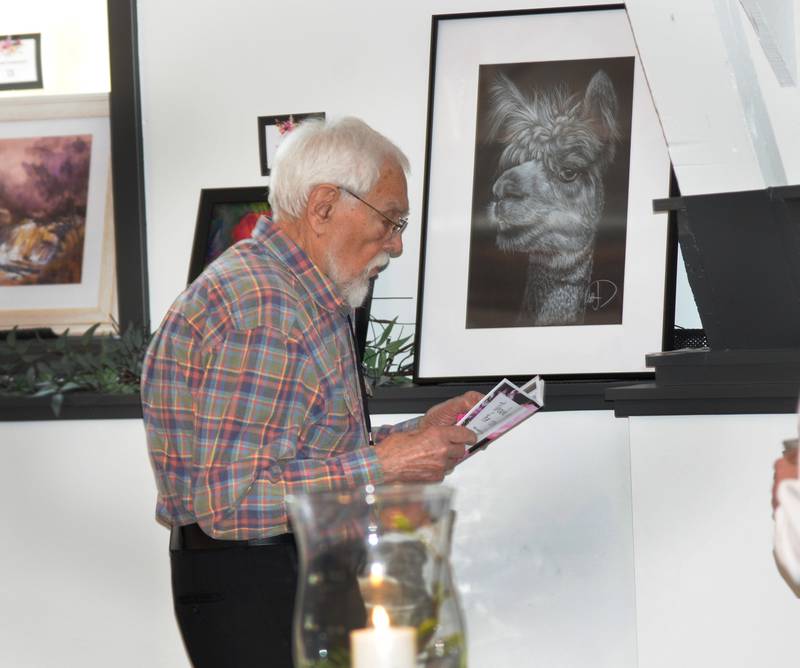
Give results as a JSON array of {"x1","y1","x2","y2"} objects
[{"x1": 339, "y1": 187, "x2": 408, "y2": 239}]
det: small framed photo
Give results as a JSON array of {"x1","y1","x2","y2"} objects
[
  {"x1": 0, "y1": 34, "x2": 43, "y2": 91},
  {"x1": 0, "y1": 93, "x2": 116, "y2": 331},
  {"x1": 257, "y1": 112, "x2": 325, "y2": 176},
  {"x1": 414, "y1": 6, "x2": 674, "y2": 382},
  {"x1": 187, "y1": 186, "x2": 271, "y2": 284}
]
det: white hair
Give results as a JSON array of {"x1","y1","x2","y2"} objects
[{"x1": 268, "y1": 116, "x2": 410, "y2": 222}]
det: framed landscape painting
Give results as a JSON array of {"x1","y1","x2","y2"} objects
[
  {"x1": 0, "y1": 94, "x2": 116, "y2": 331},
  {"x1": 414, "y1": 6, "x2": 674, "y2": 382}
]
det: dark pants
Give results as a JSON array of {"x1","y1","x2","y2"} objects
[{"x1": 170, "y1": 538, "x2": 298, "y2": 667}]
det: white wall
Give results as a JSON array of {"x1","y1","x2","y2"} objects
[
  {"x1": 137, "y1": 0, "x2": 735, "y2": 331},
  {"x1": 0, "y1": 0, "x2": 110, "y2": 97},
  {"x1": 137, "y1": 1, "x2": 800, "y2": 330},
  {"x1": 630, "y1": 414, "x2": 800, "y2": 668},
  {"x1": 140, "y1": 0, "x2": 624, "y2": 327},
  {"x1": 3, "y1": 411, "x2": 796, "y2": 668},
  {"x1": 629, "y1": 0, "x2": 800, "y2": 195},
  {"x1": 0, "y1": 420, "x2": 185, "y2": 668},
  {"x1": 446, "y1": 411, "x2": 637, "y2": 668},
  {"x1": 0, "y1": 411, "x2": 637, "y2": 668}
]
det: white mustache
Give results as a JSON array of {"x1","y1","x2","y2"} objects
[{"x1": 366, "y1": 252, "x2": 390, "y2": 275}]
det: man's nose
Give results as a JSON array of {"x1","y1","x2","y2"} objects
[{"x1": 386, "y1": 230, "x2": 403, "y2": 258}]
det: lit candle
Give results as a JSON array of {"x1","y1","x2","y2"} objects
[{"x1": 350, "y1": 605, "x2": 416, "y2": 668}]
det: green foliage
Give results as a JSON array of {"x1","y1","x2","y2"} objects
[
  {"x1": 0, "y1": 322, "x2": 151, "y2": 416},
  {"x1": 363, "y1": 316, "x2": 414, "y2": 389}
]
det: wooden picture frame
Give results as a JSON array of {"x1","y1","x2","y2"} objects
[{"x1": 0, "y1": 94, "x2": 117, "y2": 331}]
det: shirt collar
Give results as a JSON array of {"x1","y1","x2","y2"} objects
[{"x1": 251, "y1": 216, "x2": 349, "y2": 315}]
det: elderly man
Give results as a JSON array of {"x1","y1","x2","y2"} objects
[{"x1": 141, "y1": 117, "x2": 478, "y2": 667}]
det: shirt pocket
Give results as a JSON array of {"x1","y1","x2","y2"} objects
[{"x1": 301, "y1": 359, "x2": 363, "y2": 455}]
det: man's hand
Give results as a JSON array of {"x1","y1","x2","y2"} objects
[
  {"x1": 375, "y1": 425, "x2": 478, "y2": 483},
  {"x1": 421, "y1": 391, "x2": 484, "y2": 429},
  {"x1": 772, "y1": 443, "x2": 799, "y2": 511}
]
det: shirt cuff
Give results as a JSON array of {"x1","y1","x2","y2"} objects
[
  {"x1": 373, "y1": 416, "x2": 423, "y2": 443},
  {"x1": 339, "y1": 445, "x2": 385, "y2": 488}
]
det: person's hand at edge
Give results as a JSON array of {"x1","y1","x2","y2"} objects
[{"x1": 772, "y1": 441, "x2": 799, "y2": 512}]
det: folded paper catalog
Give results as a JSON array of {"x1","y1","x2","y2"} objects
[{"x1": 457, "y1": 376, "x2": 545, "y2": 455}]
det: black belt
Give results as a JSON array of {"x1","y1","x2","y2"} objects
[{"x1": 170, "y1": 523, "x2": 295, "y2": 551}]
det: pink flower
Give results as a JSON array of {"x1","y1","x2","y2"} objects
[
  {"x1": 275, "y1": 116, "x2": 297, "y2": 136},
  {"x1": 0, "y1": 38, "x2": 21, "y2": 55}
]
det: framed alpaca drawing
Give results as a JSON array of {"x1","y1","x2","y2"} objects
[
  {"x1": 0, "y1": 94, "x2": 116, "y2": 332},
  {"x1": 414, "y1": 6, "x2": 675, "y2": 382}
]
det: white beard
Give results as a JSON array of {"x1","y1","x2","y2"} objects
[{"x1": 327, "y1": 250, "x2": 390, "y2": 308}]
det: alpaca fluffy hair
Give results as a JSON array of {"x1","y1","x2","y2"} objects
[
  {"x1": 484, "y1": 69, "x2": 620, "y2": 326},
  {"x1": 488, "y1": 71, "x2": 619, "y2": 179}
]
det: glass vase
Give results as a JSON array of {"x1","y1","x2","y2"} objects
[{"x1": 286, "y1": 483, "x2": 467, "y2": 668}]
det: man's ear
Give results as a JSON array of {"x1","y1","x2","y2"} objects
[{"x1": 306, "y1": 184, "x2": 340, "y2": 236}]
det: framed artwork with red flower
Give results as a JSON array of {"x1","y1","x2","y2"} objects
[
  {"x1": 257, "y1": 111, "x2": 325, "y2": 176},
  {"x1": 187, "y1": 186, "x2": 271, "y2": 284}
]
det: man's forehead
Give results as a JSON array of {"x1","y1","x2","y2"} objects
[{"x1": 375, "y1": 162, "x2": 409, "y2": 209}]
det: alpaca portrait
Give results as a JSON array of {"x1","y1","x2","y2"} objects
[
  {"x1": 465, "y1": 59, "x2": 634, "y2": 329},
  {"x1": 488, "y1": 69, "x2": 618, "y2": 326}
]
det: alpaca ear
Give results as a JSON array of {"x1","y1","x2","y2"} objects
[
  {"x1": 582, "y1": 70, "x2": 619, "y2": 165},
  {"x1": 487, "y1": 72, "x2": 527, "y2": 142}
]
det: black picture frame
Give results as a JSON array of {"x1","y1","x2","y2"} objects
[
  {"x1": 0, "y1": 33, "x2": 43, "y2": 92},
  {"x1": 0, "y1": 94, "x2": 116, "y2": 331},
  {"x1": 414, "y1": 6, "x2": 676, "y2": 384},
  {"x1": 108, "y1": 0, "x2": 150, "y2": 334},
  {"x1": 257, "y1": 112, "x2": 325, "y2": 176},
  {"x1": 187, "y1": 186, "x2": 271, "y2": 284}
]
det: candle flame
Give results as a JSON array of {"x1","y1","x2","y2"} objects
[
  {"x1": 371, "y1": 604, "x2": 390, "y2": 630},
  {"x1": 369, "y1": 562, "x2": 385, "y2": 587}
]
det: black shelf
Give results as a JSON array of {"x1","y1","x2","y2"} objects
[
  {"x1": 369, "y1": 379, "x2": 631, "y2": 414},
  {"x1": 605, "y1": 348, "x2": 800, "y2": 417},
  {"x1": 0, "y1": 378, "x2": 628, "y2": 422},
  {"x1": 0, "y1": 393, "x2": 142, "y2": 421},
  {"x1": 6, "y1": 349, "x2": 797, "y2": 421}
]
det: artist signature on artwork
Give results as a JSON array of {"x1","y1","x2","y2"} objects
[{"x1": 586, "y1": 279, "x2": 618, "y2": 311}]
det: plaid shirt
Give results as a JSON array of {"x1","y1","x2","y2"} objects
[{"x1": 142, "y1": 217, "x2": 418, "y2": 539}]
